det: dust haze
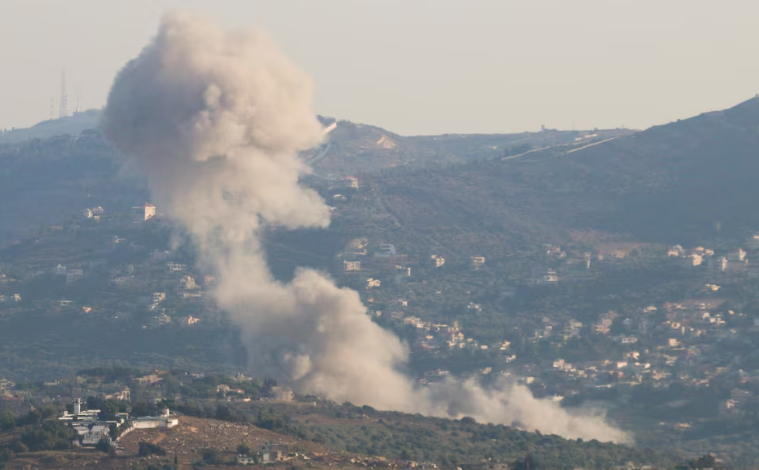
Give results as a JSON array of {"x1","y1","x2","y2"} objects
[{"x1": 102, "y1": 12, "x2": 630, "y2": 444}]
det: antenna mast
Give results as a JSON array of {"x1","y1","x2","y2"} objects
[{"x1": 59, "y1": 70, "x2": 68, "y2": 119}]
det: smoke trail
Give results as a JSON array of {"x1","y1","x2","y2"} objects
[{"x1": 102, "y1": 12, "x2": 630, "y2": 444}]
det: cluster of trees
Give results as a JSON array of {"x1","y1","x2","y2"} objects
[{"x1": 0, "y1": 416, "x2": 76, "y2": 464}]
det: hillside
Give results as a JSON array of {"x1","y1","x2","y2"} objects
[
  {"x1": 360, "y1": 97, "x2": 759, "y2": 254},
  {"x1": 0, "y1": 404, "x2": 682, "y2": 469},
  {"x1": 306, "y1": 116, "x2": 632, "y2": 175},
  {"x1": 0, "y1": 110, "x2": 100, "y2": 145}
]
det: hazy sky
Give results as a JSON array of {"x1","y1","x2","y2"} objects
[{"x1": 1, "y1": 0, "x2": 758, "y2": 135}]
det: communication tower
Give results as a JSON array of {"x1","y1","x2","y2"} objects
[{"x1": 59, "y1": 70, "x2": 68, "y2": 119}]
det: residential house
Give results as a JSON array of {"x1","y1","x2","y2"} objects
[
  {"x1": 668, "y1": 245, "x2": 684, "y2": 257},
  {"x1": 167, "y1": 262, "x2": 187, "y2": 272},
  {"x1": 141, "y1": 203, "x2": 156, "y2": 221},
  {"x1": 728, "y1": 248, "x2": 747, "y2": 262},
  {"x1": 66, "y1": 269, "x2": 84, "y2": 284},
  {"x1": 180, "y1": 275, "x2": 197, "y2": 290},
  {"x1": 375, "y1": 243, "x2": 397, "y2": 257},
  {"x1": 471, "y1": 256, "x2": 486, "y2": 269},
  {"x1": 343, "y1": 260, "x2": 361, "y2": 271},
  {"x1": 682, "y1": 253, "x2": 703, "y2": 267}
]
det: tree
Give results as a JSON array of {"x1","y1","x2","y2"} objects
[
  {"x1": 0, "y1": 411, "x2": 14, "y2": 430},
  {"x1": 95, "y1": 438, "x2": 111, "y2": 453},
  {"x1": 237, "y1": 442, "x2": 251, "y2": 455},
  {"x1": 139, "y1": 441, "x2": 166, "y2": 457},
  {"x1": 689, "y1": 454, "x2": 718, "y2": 469}
]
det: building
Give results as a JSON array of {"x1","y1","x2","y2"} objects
[
  {"x1": 134, "y1": 374, "x2": 163, "y2": 386},
  {"x1": 343, "y1": 260, "x2": 361, "y2": 271},
  {"x1": 66, "y1": 269, "x2": 84, "y2": 284},
  {"x1": 104, "y1": 387, "x2": 131, "y2": 402},
  {"x1": 167, "y1": 262, "x2": 187, "y2": 272},
  {"x1": 728, "y1": 248, "x2": 747, "y2": 262},
  {"x1": 153, "y1": 292, "x2": 166, "y2": 303},
  {"x1": 142, "y1": 203, "x2": 156, "y2": 221},
  {"x1": 431, "y1": 255, "x2": 445, "y2": 267},
  {"x1": 132, "y1": 408, "x2": 178, "y2": 429},
  {"x1": 471, "y1": 256, "x2": 486, "y2": 269},
  {"x1": 345, "y1": 176, "x2": 359, "y2": 189},
  {"x1": 81, "y1": 425, "x2": 110, "y2": 446},
  {"x1": 59, "y1": 399, "x2": 100, "y2": 423},
  {"x1": 668, "y1": 245, "x2": 684, "y2": 257},
  {"x1": 55, "y1": 264, "x2": 67, "y2": 276},
  {"x1": 710, "y1": 256, "x2": 728, "y2": 273},
  {"x1": 180, "y1": 275, "x2": 197, "y2": 290},
  {"x1": 237, "y1": 455, "x2": 256, "y2": 465},
  {"x1": 682, "y1": 253, "x2": 703, "y2": 267},
  {"x1": 366, "y1": 278, "x2": 381, "y2": 289},
  {"x1": 541, "y1": 269, "x2": 558, "y2": 284},
  {"x1": 0, "y1": 379, "x2": 16, "y2": 391},
  {"x1": 375, "y1": 243, "x2": 397, "y2": 257}
]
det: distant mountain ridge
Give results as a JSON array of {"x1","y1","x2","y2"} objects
[
  {"x1": 365, "y1": 96, "x2": 759, "y2": 250},
  {"x1": 0, "y1": 109, "x2": 101, "y2": 145},
  {"x1": 1, "y1": 98, "x2": 757, "y2": 249},
  {"x1": 307, "y1": 115, "x2": 632, "y2": 174}
]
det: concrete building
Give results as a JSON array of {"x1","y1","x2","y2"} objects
[
  {"x1": 59, "y1": 399, "x2": 100, "y2": 423},
  {"x1": 142, "y1": 203, "x2": 156, "y2": 221},
  {"x1": 682, "y1": 253, "x2": 703, "y2": 267},
  {"x1": 132, "y1": 408, "x2": 178, "y2": 429},
  {"x1": 343, "y1": 260, "x2": 361, "y2": 271},
  {"x1": 81, "y1": 425, "x2": 110, "y2": 446},
  {"x1": 375, "y1": 243, "x2": 396, "y2": 257}
]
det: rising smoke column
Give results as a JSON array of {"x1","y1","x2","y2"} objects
[{"x1": 102, "y1": 12, "x2": 630, "y2": 444}]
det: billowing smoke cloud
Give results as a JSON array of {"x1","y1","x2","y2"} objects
[{"x1": 103, "y1": 12, "x2": 630, "y2": 444}]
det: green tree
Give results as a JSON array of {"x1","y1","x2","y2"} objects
[
  {"x1": 0, "y1": 411, "x2": 14, "y2": 430},
  {"x1": 237, "y1": 442, "x2": 251, "y2": 455},
  {"x1": 95, "y1": 438, "x2": 111, "y2": 453}
]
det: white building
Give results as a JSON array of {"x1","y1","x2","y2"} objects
[
  {"x1": 132, "y1": 408, "x2": 178, "y2": 429},
  {"x1": 180, "y1": 275, "x2": 197, "y2": 290},
  {"x1": 375, "y1": 243, "x2": 396, "y2": 257},
  {"x1": 343, "y1": 260, "x2": 361, "y2": 271},
  {"x1": 682, "y1": 253, "x2": 703, "y2": 267},
  {"x1": 142, "y1": 203, "x2": 156, "y2": 221},
  {"x1": 59, "y1": 399, "x2": 100, "y2": 423}
]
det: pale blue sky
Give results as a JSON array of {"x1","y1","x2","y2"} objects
[{"x1": 1, "y1": 0, "x2": 758, "y2": 135}]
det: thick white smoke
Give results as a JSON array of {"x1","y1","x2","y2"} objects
[{"x1": 102, "y1": 12, "x2": 630, "y2": 444}]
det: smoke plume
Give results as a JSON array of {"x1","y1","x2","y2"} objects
[{"x1": 102, "y1": 12, "x2": 630, "y2": 444}]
